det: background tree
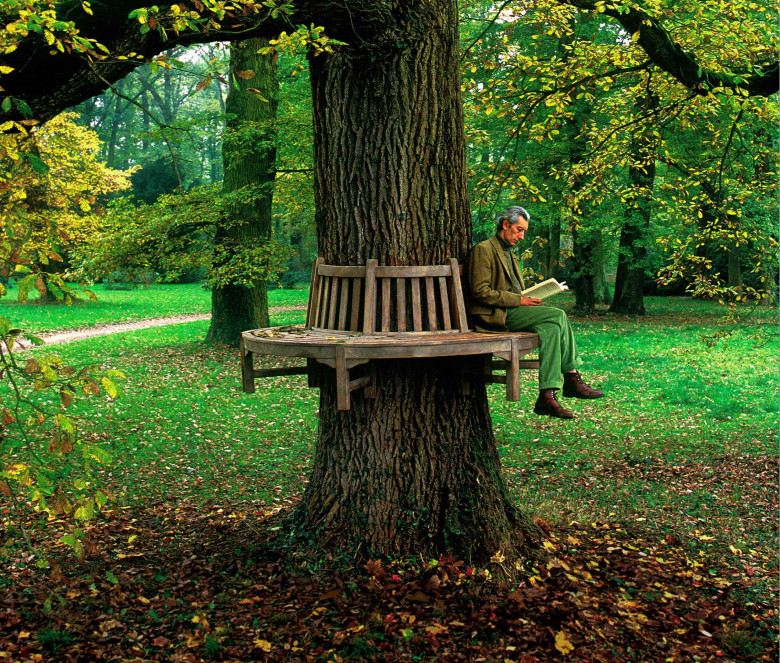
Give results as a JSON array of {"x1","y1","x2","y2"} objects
[{"x1": 206, "y1": 37, "x2": 283, "y2": 344}]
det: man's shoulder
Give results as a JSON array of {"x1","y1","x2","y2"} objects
[{"x1": 471, "y1": 236, "x2": 499, "y2": 253}]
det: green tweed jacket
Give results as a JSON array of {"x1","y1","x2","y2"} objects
[{"x1": 467, "y1": 236, "x2": 526, "y2": 332}]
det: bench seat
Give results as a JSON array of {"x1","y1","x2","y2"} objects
[{"x1": 241, "y1": 258, "x2": 539, "y2": 410}]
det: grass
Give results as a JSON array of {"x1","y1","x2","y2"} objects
[
  {"x1": 1, "y1": 288, "x2": 777, "y2": 659},
  {"x1": 0, "y1": 283, "x2": 308, "y2": 334},
  {"x1": 20, "y1": 292, "x2": 775, "y2": 550}
]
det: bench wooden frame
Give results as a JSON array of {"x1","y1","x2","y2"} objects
[{"x1": 241, "y1": 258, "x2": 539, "y2": 410}]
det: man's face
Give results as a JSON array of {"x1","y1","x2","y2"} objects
[{"x1": 499, "y1": 218, "x2": 528, "y2": 246}]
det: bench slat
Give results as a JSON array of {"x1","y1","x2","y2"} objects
[
  {"x1": 350, "y1": 278, "x2": 362, "y2": 331},
  {"x1": 449, "y1": 258, "x2": 469, "y2": 332},
  {"x1": 375, "y1": 265, "x2": 450, "y2": 278},
  {"x1": 318, "y1": 265, "x2": 366, "y2": 278},
  {"x1": 438, "y1": 276, "x2": 452, "y2": 330},
  {"x1": 410, "y1": 278, "x2": 423, "y2": 332},
  {"x1": 317, "y1": 275, "x2": 330, "y2": 328},
  {"x1": 363, "y1": 259, "x2": 378, "y2": 334},
  {"x1": 306, "y1": 257, "x2": 324, "y2": 327},
  {"x1": 327, "y1": 277, "x2": 339, "y2": 329},
  {"x1": 338, "y1": 277, "x2": 349, "y2": 330},
  {"x1": 425, "y1": 276, "x2": 437, "y2": 331},
  {"x1": 397, "y1": 277, "x2": 407, "y2": 332},
  {"x1": 381, "y1": 277, "x2": 391, "y2": 332}
]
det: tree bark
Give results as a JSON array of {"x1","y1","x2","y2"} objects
[
  {"x1": 546, "y1": 212, "x2": 561, "y2": 281},
  {"x1": 727, "y1": 241, "x2": 742, "y2": 288},
  {"x1": 610, "y1": 93, "x2": 658, "y2": 315},
  {"x1": 206, "y1": 38, "x2": 278, "y2": 345},
  {"x1": 291, "y1": 1, "x2": 540, "y2": 566}
]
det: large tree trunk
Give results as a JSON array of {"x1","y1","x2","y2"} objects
[
  {"x1": 610, "y1": 93, "x2": 658, "y2": 315},
  {"x1": 291, "y1": 1, "x2": 540, "y2": 566},
  {"x1": 206, "y1": 38, "x2": 278, "y2": 345}
]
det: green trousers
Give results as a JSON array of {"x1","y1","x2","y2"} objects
[{"x1": 505, "y1": 305, "x2": 583, "y2": 390}]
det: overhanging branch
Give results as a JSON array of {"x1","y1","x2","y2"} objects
[{"x1": 560, "y1": 0, "x2": 779, "y2": 97}]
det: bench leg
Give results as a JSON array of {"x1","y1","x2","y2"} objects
[
  {"x1": 457, "y1": 357, "x2": 471, "y2": 396},
  {"x1": 506, "y1": 338, "x2": 520, "y2": 402},
  {"x1": 240, "y1": 339, "x2": 255, "y2": 394},
  {"x1": 335, "y1": 346, "x2": 351, "y2": 410},
  {"x1": 307, "y1": 358, "x2": 321, "y2": 388},
  {"x1": 363, "y1": 361, "x2": 377, "y2": 399}
]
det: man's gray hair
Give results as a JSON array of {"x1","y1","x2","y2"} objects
[{"x1": 495, "y1": 206, "x2": 530, "y2": 232}]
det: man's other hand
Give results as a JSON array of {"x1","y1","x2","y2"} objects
[{"x1": 520, "y1": 297, "x2": 542, "y2": 306}]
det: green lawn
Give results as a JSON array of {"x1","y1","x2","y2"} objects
[
  {"x1": 2, "y1": 293, "x2": 777, "y2": 659},
  {"x1": 0, "y1": 283, "x2": 309, "y2": 333},
  {"x1": 24, "y1": 294, "x2": 776, "y2": 554}
]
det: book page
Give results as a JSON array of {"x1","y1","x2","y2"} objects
[{"x1": 521, "y1": 278, "x2": 568, "y2": 300}]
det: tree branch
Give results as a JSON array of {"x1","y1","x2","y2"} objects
[{"x1": 560, "y1": 0, "x2": 779, "y2": 97}]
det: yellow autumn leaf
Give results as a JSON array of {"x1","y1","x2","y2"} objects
[
  {"x1": 254, "y1": 639, "x2": 272, "y2": 652},
  {"x1": 555, "y1": 630, "x2": 574, "y2": 655}
]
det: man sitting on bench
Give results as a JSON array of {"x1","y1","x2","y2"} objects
[{"x1": 467, "y1": 205, "x2": 604, "y2": 419}]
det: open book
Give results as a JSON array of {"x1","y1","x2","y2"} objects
[{"x1": 521, "y1": 278, "x2": 569, "y2": 300}]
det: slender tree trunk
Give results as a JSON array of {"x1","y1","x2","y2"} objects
[
  {"x1": 546, "y1": 212, "x2": 561, "y2": 280},
  {"x1": 727, "y1": 241, "x2": 742, "y2": 287},
  {"x1": 610, "y1": 93, "x2": 658, "y2": 315},
  {"x1": 292, "y1": 1, "x2": 540, "y2": 566},
  {"x1": 206, "y1": 38, "x2": 278, "y2": 344},
  {"x1": 571, "y1": 226, "x2": 597, "y2": 314},
  {"x1": 560, "y1": 60, "x2": 604, "y2": 315}
]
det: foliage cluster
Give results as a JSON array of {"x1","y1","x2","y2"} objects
[
  {"x1": 0, "y1": 113, "x2": 136, "y2": 302},
  {"x1": 0, "y1": 318, "x2": 122, "y2": 557},
  {"x1": 460, "y1": 0, "x2": 778, "y2": 310}
]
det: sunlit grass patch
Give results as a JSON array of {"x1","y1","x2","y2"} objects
[{"x1": 0, "y1": 284, "x2": 310, "y2": 334}]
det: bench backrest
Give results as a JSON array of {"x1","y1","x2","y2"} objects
[{"x1": 306, "y1": 258, "x2": 469, "y2": 334}]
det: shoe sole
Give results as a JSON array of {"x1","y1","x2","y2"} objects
[{"x1": 533, "y1": 406, "x2": 574, "y2": 419}]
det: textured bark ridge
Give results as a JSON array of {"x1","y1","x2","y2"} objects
[
  {"x1": 293, "y1": 1, "x2": 541, "y2": 567},
  {"x1": 296, "y1": 361, "x2": 538, "y2": 562},
  {"x1": 309, "y1": 19, "x2": 470, "y2": 265}
]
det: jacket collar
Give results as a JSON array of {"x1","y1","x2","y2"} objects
[{"x1": 488, "y1": 235, "x2": 516, "y2": 280}]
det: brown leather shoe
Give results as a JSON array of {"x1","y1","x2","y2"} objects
[
  {"x1": 562, "y1": 371, "x2": 604, "y2": 399},
  {"x1": 534, "y1": 389, "x2": 574, "y2": 419}
]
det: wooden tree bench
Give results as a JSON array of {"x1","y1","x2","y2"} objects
[{"x1": 240, "y1": 258, "x2": 539, "y2": 410}]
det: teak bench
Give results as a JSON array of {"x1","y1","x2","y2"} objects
[{"x1": 240, "y1": 258, "x2": 539, "y2": 410}]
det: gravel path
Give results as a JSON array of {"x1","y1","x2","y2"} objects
[{"x1": 14, "y1": 305, "x2": 306, "y2": 349}]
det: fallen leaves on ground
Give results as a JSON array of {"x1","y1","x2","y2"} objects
[{"x1": 1, "y1": 499, "x2": 776, "y2": 662}]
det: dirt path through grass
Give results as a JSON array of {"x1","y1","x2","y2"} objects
[{"x1": 16, "y1": 305, "x2": 306, "y2": 347}]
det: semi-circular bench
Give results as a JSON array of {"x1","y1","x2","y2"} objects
[{"x1": 241, "y1": 258, "x2": 539, "y2": 410}]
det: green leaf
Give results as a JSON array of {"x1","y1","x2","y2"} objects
[
  {"x1": 101, "y1": 376, "x2": 119, "y2": 399},
  {"x1": 14, "y1": 99, "x2": 32, "y2": 118},
  {"x1": 25, "y1": 152, "x2": 49, "y2": 174},
  {"x1": 75, "y1": 500, "x2": 96, "y2": 521}
]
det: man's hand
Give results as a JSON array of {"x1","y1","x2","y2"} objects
[{"x1": 520, "y1": 297, "x2": 542, "y2": 306}]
